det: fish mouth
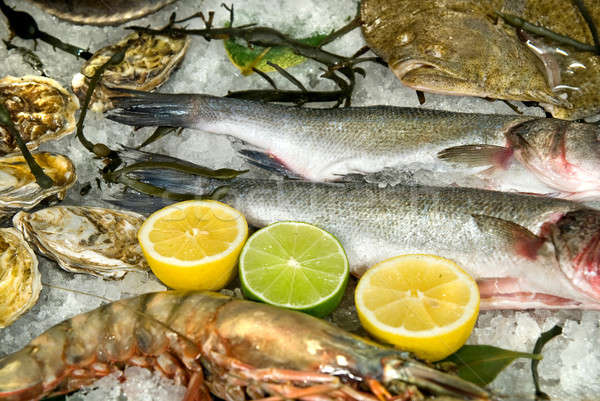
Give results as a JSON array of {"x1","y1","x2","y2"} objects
[
  {"x1": 551, "y1": 210, "x2": 600, "y2": 301},
  {"x1": 390, "y1": 59, "x2": 569, "y2": 107},
  {"x1": 389, "y1": 59, "x2": 494, "y2": 98}
]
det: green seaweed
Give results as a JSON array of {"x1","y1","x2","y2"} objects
[{"x1": 224, "y1": 32, "x2": 328, "y2": 74}]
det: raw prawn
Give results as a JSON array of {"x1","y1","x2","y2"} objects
[{"x1": 0, "y1": 291, "x2": 489, "y2": 401}]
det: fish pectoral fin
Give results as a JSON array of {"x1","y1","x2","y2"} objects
[
  {"x1": 237, "y1": 149, "x2": 301, "y2": 179},
  {"x1": 437, "y1": 144, "x2": 513, "y2": 169},
  {"x1": 471, "y1": 214, "x2": 545, "y2": 260}
]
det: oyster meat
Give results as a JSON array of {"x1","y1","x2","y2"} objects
[
  {"x1": 72, "y1": 31, "x2": 190, "y2": 112},
  {"x1": 0, "y1": 227, "x2": 40, "y2": 328},
  {"x1": 13, "y1": 206, "x2": 149, "y2": 279},
  {"x1": 0, "y1": 152, "x2": 76, "y2": 218},
  {"x1": 26, "y1": 0, "x2": 179, "y2": 26},
  {"x1": 360, "y1": 0, "x2": 600, "y2": 120},
  {"x1": 0, "y1": 75, "x2": 79, "y2": 154}
]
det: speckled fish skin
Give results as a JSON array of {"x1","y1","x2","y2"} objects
[
  {"x1": 107, "y1": 91, "x2": 600, "y2": 199},
  {"x1": 360, "y1": 0, "x2": 600, "y2": 120},
  {"x1": 26, "y1": 0, "x2": 178, "y2": 26},
  {"x1": 158, "y1": 177, "x2": 600, "y2": 310}
]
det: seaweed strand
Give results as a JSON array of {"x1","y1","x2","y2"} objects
[
  {"x1": 496, "y1": 11, "x2": 599, "y2": 54},
  {"x1": 0, "y1": 103, "x2": 53, "y2": 188},
  {"x1": 0, "y1": 0, "x2": 92, "y2": 59},
  {"x1": 76, "y1": 49, "x2": 127, "y2": 157},
  {"x1": 531, "y1": 325, "x2": 562, "y2": 400},
  {"x1": 572, "y1": 0, "x2": 600, "y2": 52}
]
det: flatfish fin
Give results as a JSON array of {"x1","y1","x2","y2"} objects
[
  {"x1": 438, "y1": 144, "x2": 513, "y2": 169},
  {"x1": 471, "y1": 214, "x2": 545, "y2": 261}
]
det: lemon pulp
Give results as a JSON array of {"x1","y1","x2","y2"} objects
[
  {"x1": 138, "y1": 200, "x2": 248, "y2": 290},
  {"x1": 355, "y1": 254, "x2": 480, "y2": 361}
]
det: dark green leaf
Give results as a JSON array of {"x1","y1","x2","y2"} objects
[
  {"x1": 224, "y1": 32, "x2": 328, "y2": 74},
  {"x1": 442, "y1": 344, "x2": 541, "y2": 386},
  {"x1": 532, "y1": 325, "x2": 562, "y2": 400}
]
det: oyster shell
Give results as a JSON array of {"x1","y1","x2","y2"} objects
[
  {"x1": 72, "y1": 31, "x2": 190, "y2": 112},
  {"x1": 27, "y1": 0, "x2": 178, "y2": 26},
  {"x1": 13, "y1": 206, "x2": 149, "y2": 279},
  {"x1": 0, "y1": 227, "x2": 40, "y2": 328},
  {"x1": 0, "y1": 76, "x2": 79, "y2": 155},
  {"x1": 0, "y1": 152, "x2": 76, "y2": 218}
]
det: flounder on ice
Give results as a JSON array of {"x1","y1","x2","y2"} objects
[
  {"x1": 0, "y1": 227, "x2": 40, "y2": 328},
  {"x1": 360, "y1": 0, "x2": 600, "y2": 120},
  {"x1": 13, "y1": 206, "x2": 148, "y2": 279},
  {"x1": 0, "y1": 76, "x2": 78, "y2": 154},
  {"x1": 25, "y1": 0, "x2": 178, "y2": 26},
  {"x1": 72, "y1": 31, "x2": 190, "y2": 112},
  {"x1": 0, "y1": 152, "x2": 76, "y2": 218}
]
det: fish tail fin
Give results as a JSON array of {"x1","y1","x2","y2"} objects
[
  {"x1": 106, "y1": 89, "x2": 200, "y2": 128},
  {"x1": 106, "y1": 147, "x2": 225, "y2": 212}
]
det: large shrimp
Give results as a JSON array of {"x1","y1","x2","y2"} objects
[{"x1": 0, "y1": 291, "x2": 490, "y2": 401}]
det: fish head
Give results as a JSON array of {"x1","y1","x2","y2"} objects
[
  {"x1": 551, "y1": 210, "x2": 600, "y2": 300},
  {"x1": 508, "y1": 120, "x2": 600, "y2": 198}
]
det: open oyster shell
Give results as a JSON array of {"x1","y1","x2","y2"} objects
[
  {"x1": 0, "y1": 152, "x2": 76, "y2": 218},
  {"x1": 13, "y1": 206, "x2": 149, "y2": 279},
  {"x1": 72, "y1": 31, "x2": 190, "y2": 112},
  {"x1": 0, "y1": 76, "x2": 79, "y2": 155},
  {"x1": 0, "y1": 227, "x2": 40, "y2": 328}
]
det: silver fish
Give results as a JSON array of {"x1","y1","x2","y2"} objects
[
  {"x1": 107, "y1": 91, "x2": 600, "y2": 200},
  {"x1": 116, "y1": 168, "x2": 600, "y2": 310}
]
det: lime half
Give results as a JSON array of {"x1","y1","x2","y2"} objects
[{"x1": 239, "y1": 221, "x2": 349, "y2": 317}]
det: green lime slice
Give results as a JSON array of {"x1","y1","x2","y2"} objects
[{"x1": 239, "y1": 221, "x2": 349, "y2": 317}]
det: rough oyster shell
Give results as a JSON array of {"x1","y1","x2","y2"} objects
[
  {"x1": 0, "y1": 227, "x2": 40, "y2": 328},
  {"x1": 0, "y1": 76, "x2": 79, "y2": 155},
  {"x1": 13, "y1": 206, "x2": 149, "y2": 279},
  {"x1": 27, "y1": 0, "x2": 178, "y2": 26},
  {"x1": 72, "y1": 31, "x2": 190, "y2": 112},
  {"x1": 0, "y1": 152, "x2": 76, "y2": 218}
]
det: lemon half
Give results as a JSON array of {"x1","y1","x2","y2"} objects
[
  {"x1": 355, "y1": 254, "x2": 480, "y2": 361},
  {"x1": 138, "y1": 200, "x2": 248, "y2": 290}
]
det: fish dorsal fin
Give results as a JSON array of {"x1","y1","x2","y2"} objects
[
  {"x1": 471, "y1": 214, "x2": 545, "y2": 260},
  {"x1": 438, "y1": 144, "x2": 513, "y2": 169}
]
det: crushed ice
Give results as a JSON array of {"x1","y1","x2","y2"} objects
[{"x1": 0, "y1": 0, "x2": 597, "y2": 399}]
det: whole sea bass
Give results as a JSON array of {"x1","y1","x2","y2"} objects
[
  {"x1": 107, "y1": 91, "x2": 600, "y2": 200},
  {"x1": 116, "y1": 167, "x2": 600, "y2": 310}
]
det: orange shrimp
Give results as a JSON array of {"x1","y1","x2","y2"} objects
[{"x1": 0, "y1": 291, "x2": 490, "y2": 401}]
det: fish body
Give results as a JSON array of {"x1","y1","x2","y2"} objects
[
  {"x1": 359, "y1": 0, "x2": 600, "y2": 120},
  {"x1": 0, "y1": 291, "x2": 489, "y2": 400},
  {"x1": 119, "y1": 170, "x2": 600, "y2": 310},
  {"x1": 108, "y1": 91, "x2": 600, "y2": 200}
]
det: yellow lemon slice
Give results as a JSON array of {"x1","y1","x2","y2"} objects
[
  {"x1": 138, "y1": 200, "x2": 248, "y2": 290},
  {"x1": 355, "y1": 254, "x2": 480, "y2": 361}
]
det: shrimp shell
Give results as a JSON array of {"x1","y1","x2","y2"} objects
[{"x1": 0, "y1": 291, "x2": 490, "y2": 401}]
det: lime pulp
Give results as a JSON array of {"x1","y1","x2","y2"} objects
[{"x1": 239, "y1": 221, "x2": 349, "y2": 317}]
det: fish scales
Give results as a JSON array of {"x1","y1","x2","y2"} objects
[
  {"x1": 119, "y1": 168, "x2": 600, "y2": 310},
  {"x1": 108, "y1": 91, "x2": 600, "y2": 199}
]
